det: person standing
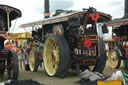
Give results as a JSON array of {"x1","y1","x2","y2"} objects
[
  {"x1": 11, "y1": 40, "x2": 17, "y2": 52},
  {"x1": 37, "y1": 46, "x2": 42, "y2": 68},
  {"x1": 25, "y1": 43, "x2": 32, "y2": 64},
  {"x1": 17, "y1": 48, "x2": 25, "y2": 70}
]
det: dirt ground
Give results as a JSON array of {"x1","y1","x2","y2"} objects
[{"x1": 0, "y1": 61, "x2": 126, "y2": 85}]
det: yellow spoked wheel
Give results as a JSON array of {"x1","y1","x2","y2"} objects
[
  {"x1": 89, "y1": 65, "x2": 95, "y2": 71},
  {"x1": 43, "y1": 35, "x2": 70, "y2": 77},
  {"x1": 29, "y1": 50, "x2": 38, "y2": 72},
  {"x1": 43, "y1": 37, "x2": 59, "y2": 76},
  {"x1": 108, "y1": 50, "x2": 121, "y2": 69}
]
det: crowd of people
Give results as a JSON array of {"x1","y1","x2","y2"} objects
[{"x1": 4, "y1": 40, "x2": 43, "y2": 71}]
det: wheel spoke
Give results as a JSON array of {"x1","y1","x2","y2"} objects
[{"x1": 52, "y1": 62, "x2": 58, "y2": 72}]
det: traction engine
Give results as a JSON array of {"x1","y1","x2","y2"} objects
[{"x1": 0, "y1": 5, "x2": 21, "y2": 79}]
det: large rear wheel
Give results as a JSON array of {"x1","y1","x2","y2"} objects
[
  {"x1": 43, "y1": 35, "x2": 70, "y2": 77},
  {"x1": 108, "y1": 49, "x2": 121, "y2": 69},
  {"x1": 8, "y1": 51, "x2": 19, "y2": 80},
  {"x1": 29, "y1": 50, "x2": 38, "y2": 72}
]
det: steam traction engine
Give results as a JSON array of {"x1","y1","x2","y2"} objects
[
  {"x1": 20, "y1": 7, "x2": 111, "y2": 78},
  {"x1": 104, "y1": 0, "x2": 128, "y2": 69},
  {"x1": 0, "y1": 5, "x2": 21, "y2": 79},
  {"x1": 105, "y1": 20, "x2": 128, "y2": 69}
]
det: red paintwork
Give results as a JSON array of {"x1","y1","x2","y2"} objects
[
  {"x1": 91, "y1": 12, "x2": 99, "y2": 21},
  {"x1": 84, "y1": 39, "x2": 92, "y2": 47},
  {"x1": 77, "y1": 60, "x2": 96, "y2": 65},
  {"x1": 112, "y1": 36, "x2": 121, "y2": 41},
  {"x1": 0, "y1": 34, "x2": 8, "y2": 39},
  {"x1": 0, "y1": 50, "x2": 9, "y2": 58}
]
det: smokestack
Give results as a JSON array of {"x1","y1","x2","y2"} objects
[
  {"x1": 44, "y1": 0, "x2": 50, "y2": 18},
  {"x1": 123, "y1": 0, "x2": 128, "y2": 18}
]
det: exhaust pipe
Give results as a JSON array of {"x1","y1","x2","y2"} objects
[
  {"x1": 44, "y1": 0, "x2": 50, "y2": 18},
  {"x1": 123, "y1": 0, "x2": 128, "y2": 18}
]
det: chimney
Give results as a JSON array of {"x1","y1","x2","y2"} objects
[
  {"x1": 123, "y1": 0, "x2": 128, "y2": 18},
  {"x1": 44, "y1": 0, "x2": 50, "y2": 18}
]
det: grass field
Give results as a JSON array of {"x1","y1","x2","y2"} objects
[{"x1": 0, "y1": 61, "x2": 127, "y2": 85}]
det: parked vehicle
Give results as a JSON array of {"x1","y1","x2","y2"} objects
[
  {"x1": 0, "y1": 4, "x2": 21, "y2": 79},
  {"x1": 5, "y1": 32, "x2": 40, "y2": 72},
  {"x1": 104, "y1": 0, "x2": 128, "y2": 69},
  {"x1": 20, "y1": 5, "x2": 111, "y2": 78}
]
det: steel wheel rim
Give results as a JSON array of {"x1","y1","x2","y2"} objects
[
  {"x1": 29, "y1": 51, "x2": 35, "y2": 71},
  {"x1": 108, "y1": 50, "x2": 118, "y2": 68},
  {"x1": 43, "y1": 37, "x2": 59, "y2": 76}
]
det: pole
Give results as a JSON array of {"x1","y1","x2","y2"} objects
[{"x1": 7, "y1": 12, "x2": 10, "y2": 33}]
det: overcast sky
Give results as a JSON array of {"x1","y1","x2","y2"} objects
[{"x1": 0, "y1": 0, "x2": 124, "y2": 32}]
